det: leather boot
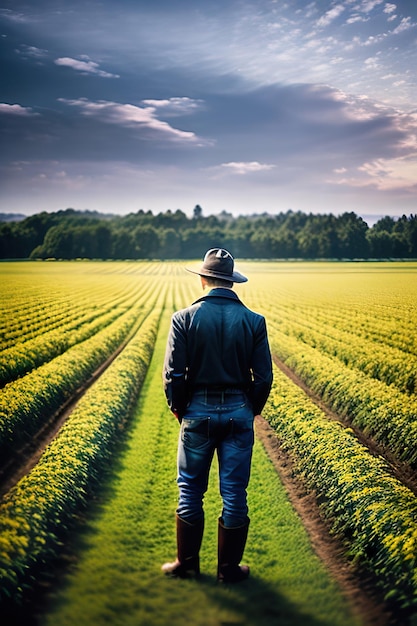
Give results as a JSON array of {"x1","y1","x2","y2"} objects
[
  {"x1": 162, "y1": 514, "x2": 204, "y2": 578},
  {"x1": 217, "y1": 517, "x2": 250, "y2": 583}
]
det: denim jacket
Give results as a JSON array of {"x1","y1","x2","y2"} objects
[{"x1": 163, "y1": 288, "x2": 273, "y2": 418}]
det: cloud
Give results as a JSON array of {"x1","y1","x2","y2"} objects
[
  {"x1": 392, "y1": 17, "x2": 415, "y2": 34},
  {"x1": 219, "y1": 161, "x2": 276, "y2": 175},
  {"x1": 2, "y1": 1, "x2": 417, "y2": 218},
  {"x1": 383, "y1": 3, "x2": 397, "y2": 15},
  {"x1": 358, "y1": 0, "x2": 384, "y2": 13},
  {"x1": 330, "y1": 121, "x2": 417, "y2": 192},
  {"x1": 58, "y1": 98, "x2": 202, "y2": 143},
  {"x1": 0, "y1": 103, "x2": 38, "y2": 116},
  {"x1": 364, "y1": 56, "x2": 381, "y2": 69},
  {"x1": 54, "y1": 57, "x2": 119, "y2": 78},
  {"x1": 16, "y1": 44, "x2": 48, "y2": 59},
  {"x1": 329, "y1": 90, "x2": 381, "y2": 121},
  {"x1": 357, "y1": 156, "x2": 417, "y2": 191},
  {"x1": 316, "y1": 5, "x2": 345, "y2": 28},
  {"x1": 346, "y1": 15, "x2": 369, "y2": 24},
  {"x1": 363, "y1": 33, "x2": 387, "y2": 46},
  {"x1": 141, "y1": 97, "x2": 204, "y2": 116},
  {"x1": 0, "y1": 8, "x2": 31, "y2": 23}
]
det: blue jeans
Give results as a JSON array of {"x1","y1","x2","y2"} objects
[{"x1": 176, "y1": 390, "x2": 254, "y2": 528}]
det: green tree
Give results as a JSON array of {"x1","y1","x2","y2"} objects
[
  {"x1": 159, "y1": 228, "x2": 181, "y2": 259},
  {"x1": 336, "y1": 212, "x2": 369, "y2": 258},
  {"x1": 373, "y1": 216, "x2": 395, "y2": 233},
  {"x1": 33, "y1": 224, "x2": 74, "y2": 259},
  {"x1": 132, "y1": 225, "x2": 161, "y2": 258},
  {"x1": 366, "y1": 230, "x2": 392, "y2": 257},
  {"x1": 193, "y1": 204, "x2": 203, "y2": 219},
  {"x1": 249, "y1": 229, "x2": 266, "y2": 257},
  {"x1": 406, "y1": 214, "x2": 417, "y2": 256},
  {"x1": 111, "y1": 229, "x2": 137, "y2": 259}
]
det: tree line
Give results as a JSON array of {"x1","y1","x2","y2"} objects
[{"x1": 1, "y1": 207, "x2": 416, "y2": 260}]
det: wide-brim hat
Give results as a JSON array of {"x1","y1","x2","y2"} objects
[{"x1": 186, "y1": 248, "x2": 248, "y2": 283}]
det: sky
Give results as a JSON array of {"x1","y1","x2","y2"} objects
[{"x1": 1, "y1": 0, "x2": 416, "y2": 222}]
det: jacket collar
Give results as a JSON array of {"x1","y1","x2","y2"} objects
[{"x1": 193, "y1": 288, "x2": 242, "y2": 305}]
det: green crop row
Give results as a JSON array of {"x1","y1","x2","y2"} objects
[
  {"x1": 0, "y1": 307, "x2": 161, "y2": 602},
  {"x1": 0, "y1": 263, "x2": 146, "y2": 350},
  {"x1": 0, "y1": 279, "x2": 156, "y2": 386},
  {"x1": 307, "y1": 305, "x2": 416, "y2": 356},
  {"x1": 0, "y1": 297, "x2": 92, "y2": 350},
  {"x1": 0, "y1": 307, "x2": 130, "y2": 386},
  {"x1": 263, "y1": 365, "x2": 417, "y2": 610},
  {"x1": 0, "y1": 282, "x2": 141, "y2": 351},
  {"x1": 278, "y1": 316, "x2": 417, "y2": 394},
  {"x1": 0, "y1": 301, "x2": 155, "y2": 461},
  {"x1": 256, "y1": 287, "x2": 416, "y2": 358},
  {"x1": 0, "y1": 282, "x2": 113, "y2": 348},
  {"x1": 269, "y1": 327, "x2": 417, "y2": 468}
]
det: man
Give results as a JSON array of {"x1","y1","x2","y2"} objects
[{"x1": 162, "y1": 248, "x2": 273, "y2": 583}]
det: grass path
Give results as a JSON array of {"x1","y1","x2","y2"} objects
[{"x1": 40, "y1": 311, "x2": 362, "y2": 626}]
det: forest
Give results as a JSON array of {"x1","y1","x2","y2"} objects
[{"x1": 0, "y1": 206, "x2": 416, "y2": 260}]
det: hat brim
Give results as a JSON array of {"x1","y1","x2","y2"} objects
[{"x1": 186, "y1": 267, "x2": 248, "y2": 283}]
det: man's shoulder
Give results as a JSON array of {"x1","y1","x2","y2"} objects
[
  {"x1": 244, "y1": 307, "x2": 266, "y2": 325},
  {"x1": 172, "y1": 301, "x2": 202, "y2": 320}
]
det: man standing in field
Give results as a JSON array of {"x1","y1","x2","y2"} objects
[{"x1": 162, "y1": 248, "x2": 273, "y2": 583}]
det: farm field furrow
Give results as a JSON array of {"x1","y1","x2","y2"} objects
[
  {"x1": 0, "y1": 279, "x2": 159, "y2": 385},
  {"x1": 0, "y1": 261, "x2": 157, "y2": 347},
  {"x1": 236, "y1": 263, "x2": 417, "y2": 470},
  {"x1": 268, "y1": 323, "x2": 417, "y2": 468},
  {"x1": 0, "y1": 276, "x2": 123, "y2": 347},
  {"x1": 281, "y1": 303, "x2": 417, "y2": 357},
  {"x1": 277, "y1": 313, "x2": 417, "y2": 394},
  {"x1": 0, "y1": 303, "x2": 156, "y2": 456},
  {"x1": 264, "y1": 363, "x2": 417, "y2": 609},
  {"x1": 1, "y1": 298, "x2": 97, "y2": 349},
  {"x1": 239, "y1": 262, "x2": 417, "y2": 357},
  {"x1": 0, "y1": 271, "x2": 166, "y2": 465},
  {"x1": 0, "y1": 303, "x2": 162, "y2": 602},
  {"x1": 0, "y1": 260, "x2": 416, "y2": 624},
  {"x1": 255, "y1": 294, "x2": 417, "y2": 392}
]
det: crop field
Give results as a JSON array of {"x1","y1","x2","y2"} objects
[{"x1": 1, "y1": 260, "x2": 417, "y2": 626}]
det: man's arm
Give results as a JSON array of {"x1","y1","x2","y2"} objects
[
  {"x1": 163, "y1": 313, "x2": 189, "y2": 420},
  {"x1": 249, "y1": 316, "x2": 273, "y2": 415}
]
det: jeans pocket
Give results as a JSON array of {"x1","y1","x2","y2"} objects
[
  {"x1": 231, "y1": 418, "x2": 254, "y2": 449},
  {"x1": 181, "y1": 417, "x2": 210, "y2": 449}
]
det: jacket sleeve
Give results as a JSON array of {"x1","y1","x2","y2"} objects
[
  {"x1": 162, "y1": 312, "x2": 189, "y2": 418},
  {"x1": 249, "y1": 316, "x2": 273, "y2": 415}
]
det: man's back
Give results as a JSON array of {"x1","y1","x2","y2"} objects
[{"x1": 165, "y1": 287, "x2": 272, "y2": 417}]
